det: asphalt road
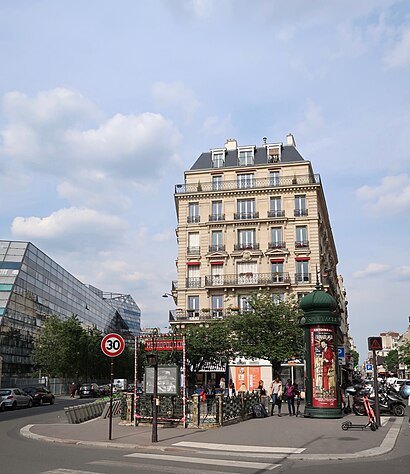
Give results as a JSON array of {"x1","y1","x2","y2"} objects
[{"x1": 1, "y1": 397, "x2": 409, "y2": 474}]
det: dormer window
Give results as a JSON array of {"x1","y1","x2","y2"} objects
[
  {"x1": 267, "y1": 145, "x2": 281, "y2": 163},
  {"x1": 238, "y1": 147, "x2": 254, "y2": 166},
  {"x1": 211, "y1": 149, "x2": 225, "y2": 168}
]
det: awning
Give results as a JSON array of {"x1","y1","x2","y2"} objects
[
  {"x1": 210, "y1": 261, "x2": 224, "y2": 265},
  {"x1": 270, "y1": 258, "x2": 284, "y2": 263},
  {"x1": 187, "y1": 262, "x2": 201, "y2": 266},
  {"x1": 295, "y1": 257, "x2": 310, "y2": 261}
]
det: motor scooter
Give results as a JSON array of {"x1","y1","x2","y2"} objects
[{"x1": 349, "y1": 386, "x2": 406, "y2": 417}]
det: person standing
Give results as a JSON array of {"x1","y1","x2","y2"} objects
[
  {"x1": 270, "y1": 376, "x2": 283, "y2": 416},
  {"x1": 69, "y1": 382, "x2": 76, "y2": 398},
  {"x1": 284, "y1": 379, "x2": 296, "y2": 416},
  {"x1": 228, "y1": 379, "x2": 235, "y2": 396},
  {"x1": 293, "y1": 383, "x2": 301, "y2": 416}
]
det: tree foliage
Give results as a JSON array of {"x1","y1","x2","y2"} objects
[
  {"x1": 350, "y1": 349, "x2": 359, "y2": 367},
  {"x1": 228, "y1": 291, "x2": 304, "y2": 372},
  {"x1": 398, "y1": 339, "x2": 410, "y2": 367},
  {"x1": 32, "y1": 314, "x2": 133, "y2": 381},
  {"x1": 383, "y1": 349, "x2": 399, "y2": 372}
]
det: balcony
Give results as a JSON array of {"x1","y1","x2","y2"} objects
[
  {"x1": 234, "y1": 243, "x2": 260, "y2": 251},
  {"x1": 205, "y1": 272, "x2": 291, "y2": 287},
  {"x1": 175, "y1": 174, "x2": 321, "y2": 194},
  {"x1": 209, "y1": 214, "x2": 225, "y2": 222},
  {"x1": 234, "y1": 211, "x2": 259, "y2": 220},
  {"x1": 186, "y1": 277, "x2": 201, "y2": 288},
  {"x1": 294, "y1": 209, "x2": 308, "y2": 217},
  {"x1": 209, "y1": 244, "x2": 225, "y2": 252},
  {"x1": 295, "y1": 240, "x2": 309, "y2": 248},
  {"x1": 268, "y1": 241, "x2": 286, "y2": 249},
  {"x1": 187, "y1": 246, "x2": 200, "y2": 255},
  {"x1": 171, "y1": 280, "x2": 178, "y2": 291},
  {"x1": 187, "y1": 215, "x2": 200, "y2": 223},
  {"x1": 268, "y1": 210, "x2": 285, "y2": 218},
  {"x1": 169, "y1": 309, "x2": 235, "y2": 322},
  {"x1": 295, "y1": 273, "x2": 311, "y2": 284}
]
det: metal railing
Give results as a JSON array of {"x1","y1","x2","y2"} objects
[
  {"x1": 186, "y1": 277, "x2": 201, "y2": 288},
  {"x1": 187, "y1": 247, "x2": 200, "y2": 255},
  {"x1": 187, "y1": 215, "x2": 200, "y2": 223},
  {"x1": 234, "y1": 243, "x2": 260, "y2": 251},
  {"x1": 234, "y1": 212, "x2": 259, "y2": 220},
  {"x1": 209, "y1": 244, "x2": 225, "y2": 252},
  {"x1": 294, "y1": 209, "x2": 308, "y2": 217},
  {"x1": 295, "y1": 240, "x2": 309, "y2": 247},
  {"x1": 209, "y1": 214, "x2": 225, "y2": 221},
  {"x1": 175, "y1": 174, "x2": 320, "y2": 194},
  {"x1": 205, "y1": 272, "x2": 291, "y2": 287},
  {"x1": 267, "y1": 210, "x2": 285, "y2": 218},
  {"x1": 295, "y1": 273, "x2": 312, "y2": 283},
  {"x1": 268, "y1": 241, "x2": 286, "y2": 249}
]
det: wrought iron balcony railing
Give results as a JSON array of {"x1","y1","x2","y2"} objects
[
  {"x1": 295, "y1": 240, "x2": 309, "y2": 248},
  {"x1": 234, "y1": 243, "x2": 260, "y2": 251},
  {"x1": 187, "y1": 246, "x2": 200, "y2": 255},
  {"x1": 187, "y1": 215, "x2": 200, "y2": 223},
  {"x1": 175, "y1": 174, "x2": 321, "y2": 194},
  {"x1": 186, "y1": 277, "x2": 201, "y2": 288},
  {"x1": 268, "y1": 241, "x2": 286, "y2": 249},
  {"x1": 234, "y1": 211, "x2": 259, "y2": 220},
  {"x1": 208, "y1": 244, "x2": 226, "y2": 252},
  {"x1": 205, "y1": 272, "x2": 291, "y2": 286},
  {"x1": 294, "y1": 209, "x2": 308, "y2": 217},
  {"x1": 169, "y1": 309, "x2": 236, "y2": 322},
  {"x1": 209, "y1": 214, "x2": 225, "y2": 221},
  {"x1": 171, "y1": 280, "x2": 178, "y2": 291},
  {"x1": 295, "y1": 273, "x2": 311, "y2": 284},
  {"x1": 268, "y1": 210, "x2": 285, "y2": 218}
]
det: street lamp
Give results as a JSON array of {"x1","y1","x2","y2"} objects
[
  {"x1": 162, "y1": 293, "x2": 172, "y2": 298},
  {"x1": 148, "y1": 328, "x2": 159, "y2": 443}
]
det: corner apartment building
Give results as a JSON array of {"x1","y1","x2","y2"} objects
[{"x1": 169, "y1": 134, "x2": 347, "y2": 334}]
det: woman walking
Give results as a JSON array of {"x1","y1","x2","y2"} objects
[
  {"x1": 284, "y1": 379, "x2": 295, "y2": 416},
  {"x1": 269, "y1": 376, "x2": 283, "y2": 416}
]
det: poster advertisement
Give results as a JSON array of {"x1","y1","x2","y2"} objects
[
  {"x1": 235, "y1": 366, "x2": 248, "y2": 391},
  {"x1": 310, "y1": 326, "x2": 338, "y2": 408},
  {"x1": 235, "y1": 366, "x2": 261, "y2": 391},
  {"x1": 248, "y1": 366, "x2": 261, "y2": 391}
]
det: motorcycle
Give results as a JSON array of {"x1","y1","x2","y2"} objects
[{"x1": 348, "y1": 384, "x2": 406, "y2": 417}]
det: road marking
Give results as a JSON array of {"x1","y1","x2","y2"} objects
[
  {"x1": 42, "y1": 470, "x2": 104, "y2": 474},
  {"x1": 124, "y1": 452, "x2": 281, "y2": 470},
  {"x1": 172, "y1": 441, "x2": 305, "y2": 454}
]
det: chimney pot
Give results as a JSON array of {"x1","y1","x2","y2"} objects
[{"x1": 286, "y1": 133, "x2": 296, "y2": 147}]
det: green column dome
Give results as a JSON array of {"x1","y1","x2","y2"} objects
[{"x1": 299, "y1": 288, "x2": 338, "y2": 313}]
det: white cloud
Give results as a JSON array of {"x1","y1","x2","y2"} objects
[
  {"x1": 11, "y1": 207, "x2": 128, "y2": 251},
  {"x1": 201, "y1": 114, "x2": 234, "y2": 137},
  {"x1": 356, "y1": 174, "x2": 410, "y2": 216},
  {"x1": 353, "y1": 263, "x2": 390, "y2": 279},
  {"x1": 385, "y1": 27, "x2": 410, "y2": 68},
  {"x1": 295, "y1": 100, "x2": 325, "y2": 138},
  {"x1": 153, "y1": 229, "x2": 174, "y2": 242},
  {"x1": 152, "y1": 81, "x2": 200, "y2": 121},
  {"x1": 391, "y1": 266, "x2": 410, "y2": 281}
]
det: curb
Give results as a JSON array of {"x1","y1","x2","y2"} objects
[{"x1": 20, "y1": 417, "x2": 403, "y2": 461}]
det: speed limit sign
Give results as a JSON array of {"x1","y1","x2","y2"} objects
[{"x1": 101, "y1": 333, "x2": 125, "y2": 357}]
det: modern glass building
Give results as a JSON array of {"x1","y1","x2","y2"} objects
[{"x1": 0, "y1": 240, "x2": 141, "y2": 377}]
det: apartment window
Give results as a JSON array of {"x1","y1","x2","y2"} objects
[
  {"x1": 238, "y1": 295, "x2": 252, "y2": 311},
  {"x1": 295, "y1": 226, "x2": 308, "y2": 247},
  {"x1": 270, "y1": 171, "x2": 280, "y2": 186},
  {"x1": 270, "y1": 227, "x2": 283, "y2": 248},
  {"x1": 212, "y1": 151, "x2": 225, "y2": 168},
  {"x1": 272, "y1": 293, "x2": 285, "y2": 305},
  {"x1": 210, "y1": 201, "x2": 223, "y2": 221},
  {"x1": 187, "y1": 264, "x2": 201, "y2": 288},
  {"x1": 237, "y1": 261, "x2": 258, "y2": 284},
  {"x1": 238, "y1": 148, "x2": 254, "y2": 166},
  {"x1": 211, "y1": 231, "x2": 223, "y2": 252},
  {"x1": 188, "y1": 233, "x2": 200, "y2": 254},
  {"x1": 271, "y1": 261, "x2": 284, "y2": 274},
  {"x1": 211, "y1": 264, "x2": 224, "y2": 285},
  {"x1": 296, "y1": 260, "x2": 310, "y2": 283},
  {"x1": 187, "y1": 296, "x2": 199, "y2": 317},
  {"x1": 294, "y1": 195, "x2": 308, "y2": 217},
  {"x1": 211, "y1": 295, "x2": 223, "y2": 317},
  {"x1": 236, "y1": 199, "x2": 256, "y2": 219},
  {"x1": 237, "y1": 229, "x2": 256, "y2": 250},
  {"x1": 267, "y1": 146, "x2": 281, "y2": 163},
  {"x1": 269, "y1": 197, "x2": 283, "y2": 217},
  {"x1": 271, "y1": 260, "x2": 285, "y2": 282},
  {"x1": 188, "y1": 202, "x2": 200, "y2": 223},
  {"x1": 237, "y1": 173, "x2": 254, "y2": 189},
  {"x1": 212, "y1": 175, "x2": 222, "y2": 191}
]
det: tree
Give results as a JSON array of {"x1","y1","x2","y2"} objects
[
  {"x1": 384, "y1": 349, "x2": 399, "y2": 372},
  {"x1": 350, "y1": 349, "x2": 359, "y2": 367},
  {"x1": 228, "y1": 291, "x2": 304, "y2": 373},
  {"x1": 398, "y1": 340, "x2": 410, "y2": 367}
]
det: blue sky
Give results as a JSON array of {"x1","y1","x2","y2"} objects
[{"x1": 1, "y1": 0, "x2": 409, "y2": 361}]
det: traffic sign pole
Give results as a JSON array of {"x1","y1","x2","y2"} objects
[
  {"x1": 372, "y1": 349, "x2": 381, "y2": 427},
  {"x1": 109, "y1": 359, "x2": 114, "y2": 440}
]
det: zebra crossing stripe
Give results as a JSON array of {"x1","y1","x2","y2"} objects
[
  {"x1": 173, "y1": 441, "x2": 305, "y2": 453},
  {"x1": 125, "y1": 452, "x2": 281, "y2": 470},
  {"x1": 42, "y1": 469, "x2": 104, "y2": 474}
]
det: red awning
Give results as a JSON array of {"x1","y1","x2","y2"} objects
[
  {"x1": 295, "y1": 257, "x2": 310, "y2": 261},
  {"x1": 186, "y1": 262, "x2": 201, "y2": 266},
  {"x1": 210, "y1": 261, "x2": 224, "y2": 265},
  {"x1": 270, "y1": 259, "x2": 284, "y2": 263}
]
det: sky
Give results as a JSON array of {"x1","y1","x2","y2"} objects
[{"x1": 0, "y1": 0, "x2": 409, "y2": 362}]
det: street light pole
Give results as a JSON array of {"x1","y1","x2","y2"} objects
[{"x1": 147, "y1": 328, "x2": 159, "y2": 443}]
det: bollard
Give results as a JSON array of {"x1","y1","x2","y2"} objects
[
  {"x1": 72, "y1": 406, "x2": 80, "y2": 424},
  {"x1": 64, "y1": 407, "x2": 74, "y2": 424}
]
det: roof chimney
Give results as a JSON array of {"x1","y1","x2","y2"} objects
[
  {"x1": 286, "y1": 133, "x2": 296, "y2": 147},
  {"x1": 225, "y1": 138, "x2": 237, "y2": 150}
]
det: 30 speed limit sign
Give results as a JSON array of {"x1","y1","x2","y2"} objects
[{"x1": 101, "y1": 333, "x2": 125, "y2": 357}]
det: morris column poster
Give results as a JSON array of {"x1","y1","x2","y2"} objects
[{"x1": 310, "y1": 326, "x2": 338, "y2": 408}]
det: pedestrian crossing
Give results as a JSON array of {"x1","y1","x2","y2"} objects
[{"x1": 41, "y1": 443, "x2": 285, "y2": 473}]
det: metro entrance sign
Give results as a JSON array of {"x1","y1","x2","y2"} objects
[{"x1": 101, "y1": 333, "x2": 125, "y2": 357}]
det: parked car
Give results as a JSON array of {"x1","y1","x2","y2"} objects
[
  {"x1": 79, "y1": 383, "x2": 100, "y2": 398},
  {"x1": 24, "y1": 386, "x2": 55, "y2": 405},
  {"x1": 399, "y1": 381, "x2": 410, "y2": 399},
  {"x1": 0, "y1": 399, "x2": 6, "y2": 412},
  {"x1": 0, "y1": 388, "x2": 33, "y2": 409}
]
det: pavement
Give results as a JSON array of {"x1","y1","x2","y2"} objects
[{"x1": 20, "y1": 399, "x2": 410, "y2": 462}]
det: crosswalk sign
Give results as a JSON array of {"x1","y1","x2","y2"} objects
[{"x1": 368, "y1": 337, "x2": 383, "y2": 351}]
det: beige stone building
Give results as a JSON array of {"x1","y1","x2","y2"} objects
[{"x1": 169, "y1": 134, "x2": 346, "y2": 333}]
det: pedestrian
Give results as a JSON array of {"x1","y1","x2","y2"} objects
[
  {"x1": 258, "y1": 380, "x2": 266, "y2": 396},
  {"x1": 293, "y1": 383, "x2": 301, "y2": 417},
  {"x1": 228, "y1": 379, "x2": 235, "y2": 396},
  {"x1": 284, "y1": 378, "x2": 296, "y2": 416},
  {"x1": 219, "y1": 377, "x2": 226, "y2": 394},
  {"x1": 270, "y1": 375, "x2": 283, "y2": 416},
  {"x1": 238, "y1": 382, "x2": 247, "y2": 394},
  {"x1": 69, "y1": 382, "x2": 76, "y2": 398}
]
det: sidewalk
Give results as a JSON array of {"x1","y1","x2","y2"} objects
[{"x1": 20, "y1": 410, "x2": 406, "y2": 461}]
